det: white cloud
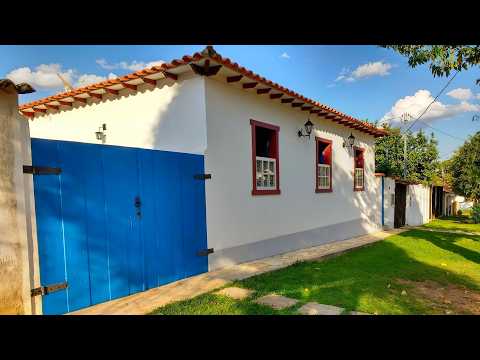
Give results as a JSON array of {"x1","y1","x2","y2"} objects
[
  {"x1": 477, "y1": 93, "x2": 480, "y2": 100},
  {"x1": 447, "y1": 88, "x2": 473, "y2": 101},
  {"x1": 76, "y1": 74, "x2": 107, "y2": 87},
  {"x1": 280, "y1": 52, "x2": 290, "y2": 59},
  {"x1": 6, "y1": 63, "x2": 75, "y2": 89},
  {"x1": 381, "y1": 89, "x2": 480, "y2": 125},
  {"x1": 96, "y1": 58, "x2": 165, "y2": 71},
  {"x1": 335, "y1": 61, "x2": 393, "y2": 83}
]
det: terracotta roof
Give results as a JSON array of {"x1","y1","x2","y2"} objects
[{"x1": 18, "y1": 46, "x2": 387, "y2": 137}]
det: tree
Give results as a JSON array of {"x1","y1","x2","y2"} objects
[
  {"x1": 375, "y1": 124, "x2": 439, "y2": 183},
  {"x1": 448, "y1": 131, "x2": 480, "y2": 202},
  {"x1": 383, "y1": 45, "x2": 480, "y2": 81}
]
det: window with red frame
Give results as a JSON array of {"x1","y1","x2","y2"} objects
[
  {"x1": 316, "y1": 137, "x2": 332, "y2": 192},
  {"x1": 250, "y1": 119, "x2": 280, "y2": 195},
  {"x1": 354, "y1": 147, "x2": 365, "y2": 191}
]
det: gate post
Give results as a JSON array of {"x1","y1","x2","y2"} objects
[{"x1": 0, "y1": 80, "x2": 41, "y2": 314}]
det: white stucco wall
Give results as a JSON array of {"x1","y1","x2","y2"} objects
[
  {"x1": 381, "y1": 177, "x2": 431, "y2": 229},
  {"x1": 406, "y1": 184, "x2": 430, "y2": 226},
  {"x1": 204, "y1": 77, "x2": 380, "y2": 256},
  {"x1": 382, "y1": 177, "x2": 396, "y2": 229},
  {"x1": 29, "y1": 74, "x2": 207, "y2": 154}
]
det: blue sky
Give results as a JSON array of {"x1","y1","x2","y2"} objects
[{"x1": 2, "y1": 45, "x2": 479, "y2": 159}]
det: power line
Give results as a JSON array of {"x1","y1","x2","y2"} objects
[
  {"x1": 404, "y1": 71, "x2": 459, "y2": 133},
  {"x1": 415, "y1": 119, "x2": 467, "y2": 142}
]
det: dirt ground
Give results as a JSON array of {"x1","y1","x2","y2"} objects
[{"x1": 396, "y1": 279, "x2": 480, "y2": 315}]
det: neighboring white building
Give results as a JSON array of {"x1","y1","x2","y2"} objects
[
  {"x1": 375, "y1": 175, "x2": 431, "y2": 229},
  {"x1": 20, "y1": 46, "x2": 387, "y2": 272}
]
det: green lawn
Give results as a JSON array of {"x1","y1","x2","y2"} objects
[
  {"x1": 422, "y1": 215, "x2": 480, "y2": 234},
  {"x1": 152, "y1": 217, "x2": 480, "y2": 315}
]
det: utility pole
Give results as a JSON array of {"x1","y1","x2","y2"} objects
[{"x1": 401, "y1": 113, "x2": 412, "y2": 179}]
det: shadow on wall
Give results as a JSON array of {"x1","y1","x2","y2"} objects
[{"x1": 150, "y1": 79, "x2": 206, "y2": 154}]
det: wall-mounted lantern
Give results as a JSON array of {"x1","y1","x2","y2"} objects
[
  {"x1": 95, "y1": 123, "x2": 107, "y2": 144},
  {"x1": 297, "y1": 119, "x2": 314, "y2": 138},
  {"x1": 343, "y1": 132, "x2": 355, "y2": 150}
]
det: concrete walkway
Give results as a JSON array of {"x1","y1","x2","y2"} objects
[{"x1": 69, "y1": 228, "x2": 406, "y2": 315}]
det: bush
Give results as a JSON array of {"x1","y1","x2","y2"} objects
[
  {"x1": 472, "y1": 204, "x2": 480, "y2": 224},
  {"x1": 457, "y1": 210, "x2": 463, "y2": 216}
]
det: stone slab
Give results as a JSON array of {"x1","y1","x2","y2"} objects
[
  {"x1": 298, "y1": 302, "x2": 344, "y2": 315},
  {"x1": 214, "y1": 287, "x2": 254, "y2": 300},
  {"x1": 254, "y1": 294, "x2": 298, "y2": 310}
]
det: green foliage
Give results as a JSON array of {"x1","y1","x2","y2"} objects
[
  {"x1": 472, "y1": 204, "x2": 480, "y2": 224},
  {"x1": 448, "y1": 132, "x2": 480, "y2": 202},
  {"x1": 383, "y1": 45, "x2": 480, "y2": 78},
  {"x1": 457, "y1": 210, "x2": 463, "y2": 216},
  {"x1": 375, "y1": 125, "x2": 439, "y2": 183}
]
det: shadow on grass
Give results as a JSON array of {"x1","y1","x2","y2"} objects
[
  {"x1": 438, "y1": 216, "x2": 474, "y2": 224},
  {"x1": 412, "y1": 230, "x2": 480, "y2": 263},
  {"x1": 153, "y1": 230, "x2": 480, "y2": 315}
]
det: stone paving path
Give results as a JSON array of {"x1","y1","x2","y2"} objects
[
  {"x1": 254, "y1": 294, "x2": 298, "y2": 310},
  {"x1": 214, "y1": 287, "x2": 254, "y2": 300},
  {"x1": 298, "y1": 302, "x2": 344, "y2": 315},
  {"x1": 69, "y1": 228, "x2": 406, "y2": 315}
]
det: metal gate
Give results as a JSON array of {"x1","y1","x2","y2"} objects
[{"x1": 31, "y1": 138, "x2": 208, "y2": 314}]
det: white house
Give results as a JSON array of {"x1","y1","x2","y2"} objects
[{"x1": 18, "y1": 46, "x2": 389, "y2": 313}]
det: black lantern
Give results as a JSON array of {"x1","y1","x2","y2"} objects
[
  {"x1": 298, "y1": 119, "x2": 314, "y2": 138},
  {"x1": 343, "y1": 132, "x2": 355, "y2": 149}
]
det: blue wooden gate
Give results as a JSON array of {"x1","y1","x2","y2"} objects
[{"x1": 31, "y1": 138, "x2": 208, "y2": 314}]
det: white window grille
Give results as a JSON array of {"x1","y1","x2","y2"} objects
[
  {"x1": 317, "y1": 164, "x2": 331, "y2": 190},
  {"x1": 354, "y1": 167, "x2": 364, "y2": 189},
  {"x1": 256, "y1": 156, "x2": 276, "y2": 190}
]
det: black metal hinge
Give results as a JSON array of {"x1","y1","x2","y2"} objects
[
  {"x1": 23, "y1": 165, "x2": 62, "y2": 175},
  {"x1": 31, "y1": 282, "x2": 68, "y2": 297},
  {"x1": 194, "y1": 174, "x2": 212, "y2": 180},
  {"x1": 197, "y1": 248, "x2": 214, "y2": 257}
]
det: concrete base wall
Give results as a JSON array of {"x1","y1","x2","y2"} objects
[{"x1": 209, "y1": 218, "x2": 380, "y2": 271}]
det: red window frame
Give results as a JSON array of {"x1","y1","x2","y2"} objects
[
  {"x1": 250, "y1": 119, "x2": 280, "y2": 196},
  {"x1": 315, "y1": 137, "x2": 333, "y2": 193},
  {"x1": 353, "y1": 146, "x2": 365, "y2": 192}
]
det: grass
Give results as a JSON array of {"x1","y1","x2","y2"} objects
[
  {"x1": 422, "y1": 215, "x2": 480, "y2": 234},
  {"x1": 151, "y1": 217, "x2": 480, "y2": 315}
]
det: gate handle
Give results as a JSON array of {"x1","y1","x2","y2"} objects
[{"x1": 134, "y1": 196, "x2": 142, "y2": 217}]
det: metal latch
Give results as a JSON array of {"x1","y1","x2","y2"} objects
[
  {"x1": 23, "y1": 165, "x2": 62, "y2": 175},
  {"x1": 31, "y1": 282, "x2": 68, "y2": 297},
  {"x1": 197, "y1": 248, "x2": 214, "y2": 256},
  {"x1": 194, "y1": 174, "x2": 212, "y2": 180}
]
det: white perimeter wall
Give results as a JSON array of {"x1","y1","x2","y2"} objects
[
  {"x1": 204, "y1": 77, "x2": 380, "y2": 253},
  {"x1": 29, "y1": 74, "x2": 207, "y2": 155},
  {"x1": 381, "y1": 177, "x2": 431, "y2": 229},
  {"x1": 406, "y1": 184, "x2": 431, "y2": 226},
  {"x1": 382, "y1": 177, "x2": 396, "y2": 229}
]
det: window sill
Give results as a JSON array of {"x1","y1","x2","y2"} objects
[
  {"x1": 354, "y1": 187, "x2": 365, "y2": 192},
  {"x1": 315, "y1": 188, "x2": 332, "y2": 193},
  {"x1": 252, "y1": 189, "x2": 281, "y2": 196}
]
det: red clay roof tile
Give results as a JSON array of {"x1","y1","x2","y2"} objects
[{"x1": 19, "y1": 46, "x2": 387, "y2": 136}]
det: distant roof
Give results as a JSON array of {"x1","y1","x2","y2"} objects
[
  {"x1": 18, "y1": 46, "x2": 387, "y2": 137},
  {"x1": 0, "y1": 79, "x2": 35, "y2": 94}
]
